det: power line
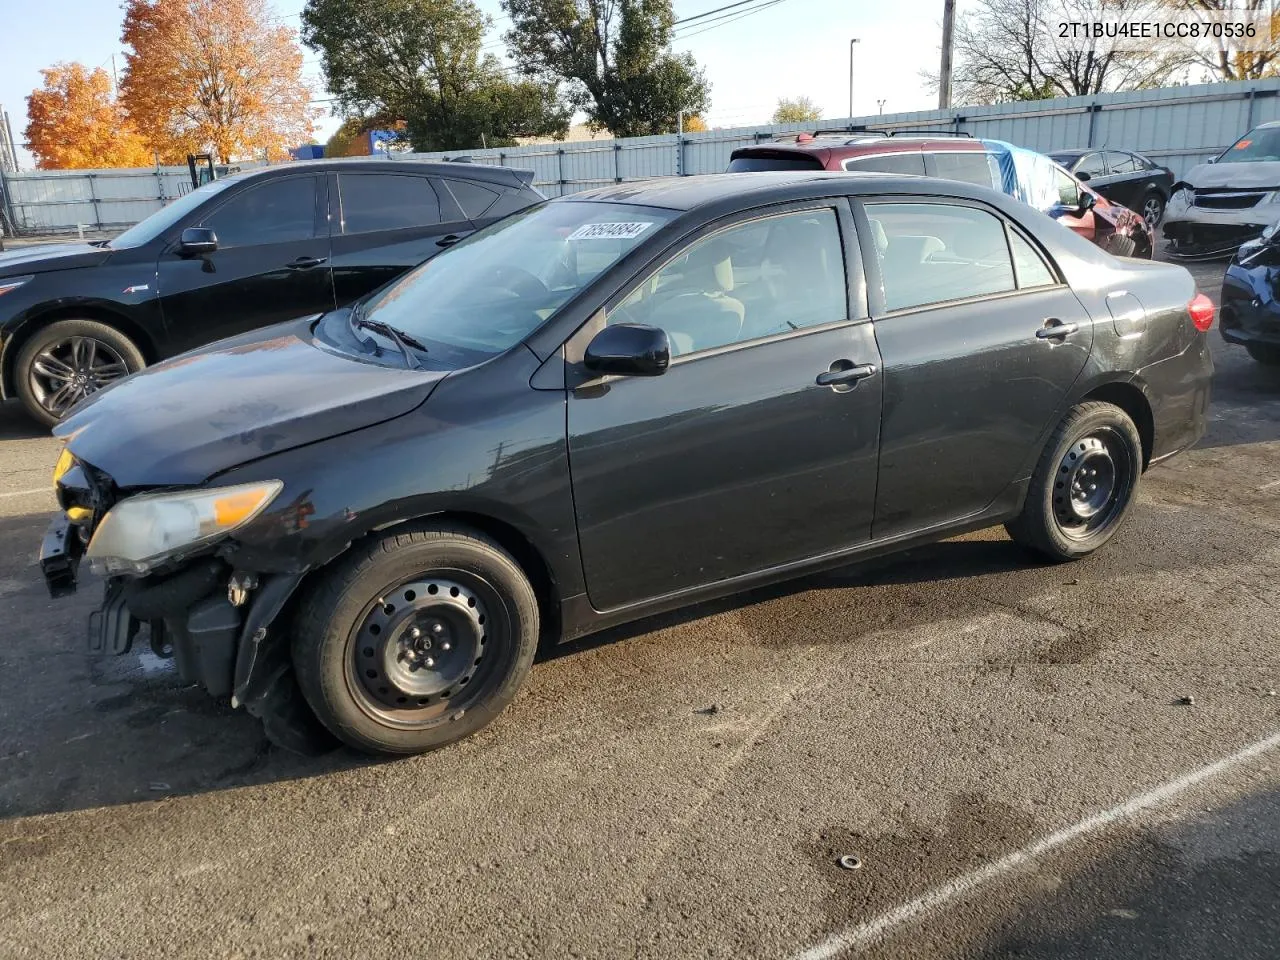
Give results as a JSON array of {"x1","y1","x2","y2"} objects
[{"x1": 673, "y1": 0, "x2": 788, "y2": 38}]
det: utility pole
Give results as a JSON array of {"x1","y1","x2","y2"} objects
[
  {"x1": 848, "y1": 38, "x2": 860, "y2": 119},
  {"x1": 111, "y1": 54, "x2": 118, "y2": 97},
  {"x1": 938, "y1": 0, "x2": 956, "y2": 109}
]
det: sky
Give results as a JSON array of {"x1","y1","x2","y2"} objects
[{"x1": 0, "y1": 0, "x2": 950, "y2": 168}]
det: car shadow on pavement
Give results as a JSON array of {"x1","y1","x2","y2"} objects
[
  {"x1": 0, "y1": 400, "x2": 49, "y2": 441},
  {"x1": 963, "y1": 782, "x2": 1280, "y2": 960}
]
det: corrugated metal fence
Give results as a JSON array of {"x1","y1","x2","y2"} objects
[{"x1": 3, "y1": 78, "x2": 1278, "y2": 234}]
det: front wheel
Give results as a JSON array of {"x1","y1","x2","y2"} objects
[
  {"x1": 1006, "y1": 401, "x2": 1142, "y2": 562},
  {"x1": 1245, "y1": 343, "x2": 1280, "y2": 366},
  {"x1": 292, "y1": 523, "x2": 540, "y2": 756},
  {"x1": 15, "y1": 319, "x2": 144, "y2": 427}
]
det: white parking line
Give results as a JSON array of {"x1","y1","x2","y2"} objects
[
  {"x1": 790, "y1": 729, "x2": 1280, "y2": 960},
  {"x1": 0, "y1": 487, "x2": 50, "y2": 499}
]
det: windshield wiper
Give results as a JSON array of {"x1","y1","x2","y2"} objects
[{"x1": 352, "y1": 313, "x2": 427, "y2": 370}]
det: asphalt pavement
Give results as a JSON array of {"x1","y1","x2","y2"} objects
[{"x1": 1, "y1": 257, "x2": 1278, "y2": 959}]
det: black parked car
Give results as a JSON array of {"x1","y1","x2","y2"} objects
[
  {"x1": 1049, "y1": 149, "x2": 1175, "y2": 230},
  {"x1": 41, "y1": 172, "x2": 1213, "y2": 756},
  {"x1": 0, "y1": 159, "x2": 542, "y2": 425}
]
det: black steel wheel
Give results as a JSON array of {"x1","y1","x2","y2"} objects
[
  {"x1": 1141, "y1": 192, "x2": 1165, "y2": 230},
  {"x1": 1006, "y1": 401, "x2": 1142, "y2": 561},
  {"x1": 15, "y1": 319, "x2": 144, "y2": 426},
  {"x1": 292, "y1": 523, "x2": 539, "y2": 755}
]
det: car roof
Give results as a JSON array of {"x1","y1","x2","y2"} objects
[
  {"x1": 558, "y1": 171, "x2": 995, "y2": 211},
  {"x1": 226, "y1": 158, "x2": 534, "y2": 188}
]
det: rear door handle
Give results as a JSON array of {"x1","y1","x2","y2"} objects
[
  {"x1": 816, "y1": 362, "x2": 877, "y2": 388},
  {"x1": 1036, "y1": 319, "x2": 1079, "y2": 340},
  {"x1": 287, "y1": 256, "x2": 328, "y2": 270},
  {"x1": 436, "y1": 234, "x2": 463, "y2": 248}
]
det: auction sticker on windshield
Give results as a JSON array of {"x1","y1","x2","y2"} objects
[{"x1": 567, "y1": 222, "x2": 654, "y2": 241}]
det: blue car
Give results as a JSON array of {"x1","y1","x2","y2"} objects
[{"x1": 1220, "y1": 219, "x2": 1280, "y2": 365}]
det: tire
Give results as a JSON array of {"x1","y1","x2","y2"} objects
[
  {"x1": 292, "y1": 523, "x2": 540, "y2": 756},
  {"x1": 14, "y1": 319, "x2": 145, "y2": 427},
  {"x1": 1141, "y1": 191, "x2": 1165, "y2": 231},
  {"x1": 1005, "y1": 401, "x2": 1143, "y2": 562},
  {"x1": 1245, "y1": 343, "x2": 1280, "y2": 366},
  {"x1": 1102, "y1": 233, "x2": 1137, "y2": 258}
]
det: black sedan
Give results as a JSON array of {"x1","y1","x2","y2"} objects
[
  {"x1": 41, "y1": 172, "x2": 1214, "y2": 756},
  {"x1": 0, "y1": 159, "x2": 542, "y2": 425},
  {"x1": 1049, "y1": 149, "x2": 1175, "y2": 231}
]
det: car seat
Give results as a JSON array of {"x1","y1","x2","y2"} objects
[{"x1": 646, "y1": 241, "x2": 745, "y2": 354}]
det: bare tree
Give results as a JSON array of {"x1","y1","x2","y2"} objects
[
  {"x1": 943, "y1": 0, "x2": 1181, "y2": 104},
  {"x1": 1173, "y1": 0, "x2": 1278, "y2": 80}
]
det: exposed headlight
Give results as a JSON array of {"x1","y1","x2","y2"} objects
[
  {"x1": 0, "y1": 275, "x2": 33, "y2": 297},
  {"x1": 1263, "y1": 220, "x2": 1280, "y2": 240},
  {"x1": 1169, "y1": 188, "x2": 1190, "y2": 207},
  {"x1": 86, "y1": 480, "x2": 283, "y2": 576}
]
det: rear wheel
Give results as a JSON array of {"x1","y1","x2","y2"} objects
[
  {"x1": 15, "y1": 319, "x2": 144, "y2": 427},
  {"x1": 1245, "y1": 343, "x2": 1280, "y2": 366},
  {"x1": 1006, "y1": 402, "x2": 1142, "y2": 562},
  {"x1": 292, "y1": 523, "x2": 539, "y2": 756},
  {"x1": 1102, "y1": 233, "x2": 1137, "y2": 258}
]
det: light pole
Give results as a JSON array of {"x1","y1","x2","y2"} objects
[
  {"x1": 877, "y1": 99, "x2": 887, "y2": 114},
  {"x1": 849, "y1": 38, "x2": 860, "y2": 120}
]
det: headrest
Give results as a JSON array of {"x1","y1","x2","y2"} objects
[{"x1": 685, "y1": 242, "x2": 735, "y2": 293}]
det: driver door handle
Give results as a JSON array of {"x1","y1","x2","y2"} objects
[
  {"x1": 436, "y1": 234, "x2": 462, "y2": 248},
  {"x1": 816, "y1": 362, "x2": 877, "y2": 388},
  {"x1": 1036, "y1": 319, "x2": 1079, "y2": 340},
  {"x1": 286, "y1": 255, "x2": 327, "y2": 270}
]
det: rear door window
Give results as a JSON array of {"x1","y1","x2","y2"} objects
[
  {"x1": 928, "y1": 151, "x2": 999, "y2": 188},
  {"x1": 1105, "y1": 151, "x2": 1139, "y2": 174},
  {"x1": 844, "y1": 152, "x2": 927, "y2": 175},
  {"x1": 1075, "y1": 153, "x2": 1108, "y2": 179},
  {"x1": 865, "y1": 201, "x2": 1016, "y2": 311},
  {"x1": 339, "y1": 173, "x2": 442, "y2": 234},
  {"x1": 727, "y1": 154, "x2": 825, "y2": 172}
]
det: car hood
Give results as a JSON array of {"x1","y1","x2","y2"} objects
[
  {"x1": 1178, "y1": 161, "x2": 1280, "y2": 190},
  {"x1": 55, "y1": 318, "x2": 447, "y2": 487},
  {"x1": 0, "y1": 242, "x2": 111, "y2": 276}
]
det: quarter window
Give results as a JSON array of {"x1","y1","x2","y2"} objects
[
  {"x1": 443, "y1": 179, "x2": 500, "y2": 219},
  {"x1": 866, "y1": 202, "x2": 1016, "y2": 311},
  {"x1": 610, "y1": 208, "x2": 848, "y2": 356},
  {"x1": 200, "y1": 177, "x2": 316, "y2": 247},
  {"x1": 339, "y1": 174, "x2": 441, "y2": 233}
]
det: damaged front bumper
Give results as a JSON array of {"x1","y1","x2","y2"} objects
[
  {"x1": 41, "y1": 505, "x2": 305, "y2": 713},
  {"x1": 1162, "y1": 196, "x2": 1277, "y2": 260},
  {"x1": 1220, "y1": 233, "x2": 1280, "y2": 349}
]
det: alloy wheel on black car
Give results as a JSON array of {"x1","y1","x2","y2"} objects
[
  {"x1": 1142, "y1": 194, "x2": 1165, "y2": 230},
  {"x1": 15, "y1": 319, "x2": 145, "y2": 426}
]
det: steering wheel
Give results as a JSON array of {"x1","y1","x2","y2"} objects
[{"x1": 489, "y1": 265, "x2": 548, "y2": 300}]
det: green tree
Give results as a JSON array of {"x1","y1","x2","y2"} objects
[
  {"x1": 771, "y1": 97, "x2": 822, "y2": 125},
  {"x1": 501, "y1": 0, "x2": 710, "y2": 137},
  {"x1": 301, "y1": 0, "x2": 570, "y2": 152}
]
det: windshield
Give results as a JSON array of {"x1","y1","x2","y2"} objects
[
  {"x1": 358, "y1": 200, "x2": 676, "y2": 361},
  {"x1": 108, "y1": 177, "x2": 238, "y2": 248},
  {"x1": 1219, "y1": 126, "x2": 1280, "y2": 163}
]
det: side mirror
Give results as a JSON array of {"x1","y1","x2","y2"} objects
[
  {"x1": 180, "y1": 227, "x2": 218, "y2": 255},
  {"x1": 1206, "y1": 156, "x2": 1218, "y2": 165},
  {"x1": 1075, "y1": 170, "x2": 1092, "y2": 182},
  {"x1": 1075, "y1": 191, "x2": 1097, "y2": 217},
  {"x1": 584, "y1": 323, "x2": 670, "y2": 377}
]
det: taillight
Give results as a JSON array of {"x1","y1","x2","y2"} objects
[{"x1": 1188, "y1": 293, "x2": 1215, "y2": 332}]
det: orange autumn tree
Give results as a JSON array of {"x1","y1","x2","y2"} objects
[
  {"x1": 24, "y1": 63, "x2": 154, "y2": 169},
  {"x1": 119, "y1": 0, "x2": 316, "y2": 163}
]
